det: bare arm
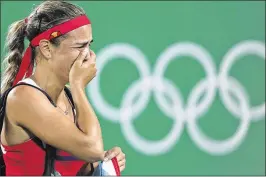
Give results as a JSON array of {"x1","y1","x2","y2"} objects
[
  {"x1": 6, "y1": 85, "x2": 104, "y2": 162},
  {"x1": 71, "y1": 86, "x2": 102, "y2": 144}
]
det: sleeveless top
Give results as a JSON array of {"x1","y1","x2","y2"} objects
[{"x1": 1, "y1": 79, "x2": 86, "y2": 176}]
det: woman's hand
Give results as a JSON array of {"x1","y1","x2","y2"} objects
[
  {"x1": 69, "y1": 49, "x2": 97, "y2": 89},
  {"x1": 104, "y1": 147, "x2": 126, "y2": 172}
]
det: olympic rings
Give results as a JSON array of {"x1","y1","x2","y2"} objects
[{"x1": 87, "y1": 40, "x2": 265, "y2": 156}]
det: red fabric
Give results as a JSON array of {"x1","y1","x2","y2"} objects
[
  {"x1": 1, "y1": 139, "x2": 85, "y2": 176},
  {"x1": 30, "y1": 15, "x2": 90, "y2": 46},
  {"x1": 12, "y1": 47, "x2": 33, "y2": 86},
  {"x1": 12, "y1": 15, "x2": 91, "y2": 86},
  {"x1": 112, "y1": 157, "x2": 121, "y2": 176}
]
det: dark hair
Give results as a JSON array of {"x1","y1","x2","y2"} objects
[{"x1": 1, "y1": 1, "x2": 85, "y2": 93}]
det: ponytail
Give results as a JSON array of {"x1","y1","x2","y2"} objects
[{"x1": 1, "y1": 19, "x2": 26, "y2": 94}]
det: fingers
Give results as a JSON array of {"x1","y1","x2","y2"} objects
[
  {"x1": 118, "y1": 158, "x2": 126, "y2": 170},
  {"x1": 119, "y1": 164, "x2": 126, "y2": 172},
  {"x1": 75, "y1": 49, "x2": 89, "y2": 66},
  {"x1": 104, "y1": 147, "x2": 120, "y2": 161},
  {"x1": 118, "y1": 153, "x2": 126, "y2": 172},
  {"x1": 89, "y1": 50, "x2": 96, "y2": 62},
  {"x1": 104, "y1": 147, "x2": 126, "y2": 171},
  {"x1": 86, "y1": 50, "x2": 96, "y2": 64},
  {"x1": 82, "y1": 49, "x2": 96, "y2": 67},
  {"x1": 117, "y1": 151, "x2": 125, "y2": 162}
]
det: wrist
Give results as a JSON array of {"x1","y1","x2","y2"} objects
[{"x1": 70, "y1": 81, "x2": 84, "y2": 91}]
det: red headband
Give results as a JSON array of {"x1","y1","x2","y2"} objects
[{"x1": 13, "y1": 15, "x2": 91, "y2": 86}]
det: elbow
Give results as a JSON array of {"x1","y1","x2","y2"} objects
[
  {"x1": 90, "y1": 138, "x2": 105, "y2": 161},
  {"x1": 83, "y1": 136, "x2": 105, "y2": 162},
  {"x1": 92, "y1": 146, "x2": 105, "y2": 161}
]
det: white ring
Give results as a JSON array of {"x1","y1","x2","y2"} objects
[
  {"x1": 219, "y1": 40, "x2": 265, "y2": 121},
  {"x1": 154, "y1": 42, "x2": 217, "y2": 118},
  {"x1": 119, "y1": 77, "x2": 153, "y2": 122},
  {"x1": 87, "y1": 41, "x2": 264, "y2": 156},
  {"x1": 187, "y1": 77, "x2": 251, "y2": 155},
  {"x1": 87, "y1": 43, "x2": 151, "y2": 122},
  {"x1": 120, "y1": 77, "x2": 185, "y2": 155}
]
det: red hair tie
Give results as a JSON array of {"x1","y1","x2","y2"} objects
[{"x1": 24, "y1": 18, "x2": 28, "y2": 24}]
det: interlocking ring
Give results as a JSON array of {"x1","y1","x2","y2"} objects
[
  {"x1": 89, "y1": 43, "x2": 151, "y2": 122},
  {"x1": 87, "y1": 40, "x2": 265, "y2": 156},
  {"x1": 120, "y1": 77, "x2": 185, "y2": 155},
  {"x1": 187, "y1": 77, "x2": 251, "y2": 155},
  {"x1": 219, "y1": 41, "x2": 265, "y2": 121}
]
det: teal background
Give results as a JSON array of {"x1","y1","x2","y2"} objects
[{"x1": 1, "y1": 1, "x2": 265, "y2": 175}]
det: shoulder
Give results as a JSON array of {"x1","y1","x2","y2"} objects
[
  {"x1": 7, "y1": 84, "x2": 45, "y2": 104},
  {"x1": 5, "y1": 84, "x2": 58, "y2": 126},
  {"x1": 6, "y1": 84, "x2": 51, "y2": 118}
]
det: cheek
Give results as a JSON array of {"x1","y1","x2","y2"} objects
[
  {"x1": 54, "y1": 49, "x2": 79, "y2": 72},
  {"x1": 67, "y1": 49, "x2": 80, "y2": 68}
]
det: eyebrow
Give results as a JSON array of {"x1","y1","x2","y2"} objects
[{"x1": 74, "y1": 39, "x2": 94, "y2": 45}]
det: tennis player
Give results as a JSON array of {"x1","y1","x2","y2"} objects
[{"x1": 0, "y1": 1, "x2": 126, "y2": 176}]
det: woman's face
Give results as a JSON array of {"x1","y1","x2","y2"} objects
[{"x1": 48, "y1": 24, "x2": 93, "y2": 83}]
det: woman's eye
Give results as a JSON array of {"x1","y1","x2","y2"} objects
[
  {"x1": 78, "y1": 45, "x2": 86, "y2": 48},
  {"x1": 78, "y1": 43, "x2": 91, "y2": 48}
]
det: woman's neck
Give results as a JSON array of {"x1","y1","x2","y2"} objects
[{"x1": 31, "y1": 65, "x2": 66, "y2": 104}]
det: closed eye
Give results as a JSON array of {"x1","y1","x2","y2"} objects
[
  {"x1": 77, "y1": 43, "x2": 89, "y2": 48},
  {"x1": 75, "y1": 39, "x2": 93, "y2": 48}
]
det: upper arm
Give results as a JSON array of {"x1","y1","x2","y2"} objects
[{"x1": 5, "y1": 85, "x2": 102, "y2": 161}]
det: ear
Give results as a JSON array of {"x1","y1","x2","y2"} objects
[{"x1": 39, "y1": 39, "x2": 52, "y2": 59}]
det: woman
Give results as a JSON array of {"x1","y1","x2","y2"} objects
[{"x1": 0, "y1": 1, "x2": 126, "y2": 176}]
